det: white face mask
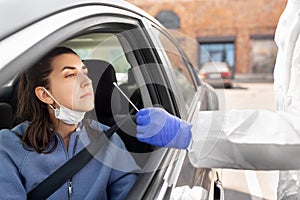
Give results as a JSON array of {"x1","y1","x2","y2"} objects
[{"x1": 43, "y1": 88, "x2": 85, "y2": 125}]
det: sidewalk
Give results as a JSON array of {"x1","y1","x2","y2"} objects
[{"x1": 234, "y1": 73, "x2": 274, "y2": 83}]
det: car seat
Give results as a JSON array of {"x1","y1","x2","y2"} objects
[
  {"x1": 0, "y1": 102, "x2": 13, "y2": 129},
  {"x1": 118, "y1": 68, "x2": 144, "y2": 114},
  {"x1": 0, "y1": 77, "x2": 20, "y2": 129},
  {"x1": 83, "y1": 59, "x2": 122, "y2": 123}
]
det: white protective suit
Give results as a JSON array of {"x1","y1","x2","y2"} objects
[{"x1": 187, "y1": 0, "x2": 300, "y2": 199}]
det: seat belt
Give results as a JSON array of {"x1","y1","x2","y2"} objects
[{"x1": 27, "y1": 123, "x2": 117, "y2": 200}]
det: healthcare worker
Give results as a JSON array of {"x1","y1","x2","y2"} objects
[{"x1": 135, "y1": 0, "x2": 300, "y2": 199}]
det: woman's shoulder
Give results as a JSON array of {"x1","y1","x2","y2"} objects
[
  {"x1": 0, "y1": 122, "x2": 29, "y2": 166},
  {"x1": 0, "y1": 121, "x2": 28, "y2": 142}
]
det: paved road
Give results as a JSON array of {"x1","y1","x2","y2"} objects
[{"x1": 215, "y1": 82, "x2": 278, "y2": 200}]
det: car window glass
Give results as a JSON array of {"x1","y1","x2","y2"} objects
[{"x1": 152, "y1": 28, "x2": 196, "y2": 107}]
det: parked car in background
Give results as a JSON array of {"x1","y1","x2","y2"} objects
[
  {"x1": 0, "y1": 0, "x2": 222, "y2": 199},
  {"x1": 199, "y1": 62, "x2": 233, "y2": 88}
]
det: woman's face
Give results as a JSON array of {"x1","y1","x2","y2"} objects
[{"x1": 47, "y1": 53, "x2": 94, "y2": 112}]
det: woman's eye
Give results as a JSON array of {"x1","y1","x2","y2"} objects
[{"x1": 66, "y1": 73, "x2": 75, "y2": 78}]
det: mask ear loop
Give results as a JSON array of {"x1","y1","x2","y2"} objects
[
  {"x1": 49, "y1": 104, "x2": 56, "y2": 111},
  {"x1": 42, "y1": 87, "x2": 62, "y2": 109}
]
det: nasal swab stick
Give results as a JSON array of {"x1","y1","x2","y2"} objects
[{"x1": 113, "y1": 82, "x2": 139, "y2": 112}]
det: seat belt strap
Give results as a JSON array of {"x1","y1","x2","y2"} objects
[{"x1": 27, "y1": 124, "x2": 117, "y2": 200}]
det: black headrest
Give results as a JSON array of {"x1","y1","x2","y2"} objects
[
  {"x1": 83, "y1": 59, "x2": 121, "y2": 124},
  {"x1": 83, "y1": 59, "x2": 115, "y2": 92},
  {"x1": 127, "y1": 68, "x2": 136, "y2": 85},
  {"x1": 0, "y1": 102, "x2": 13, "y2": 129}
]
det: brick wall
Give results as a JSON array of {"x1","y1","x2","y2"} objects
[{"x1": 126, "y1": 0, "x2": 287, "y2": 75}]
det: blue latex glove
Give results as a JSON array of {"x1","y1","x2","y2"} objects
[{"x1": 136, "y1": 107, "x2": 192, "y2": 149}]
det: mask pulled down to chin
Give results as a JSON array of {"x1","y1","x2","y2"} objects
[{"x1": 43, "y1": 88, "x2": 86, "y2": 125}]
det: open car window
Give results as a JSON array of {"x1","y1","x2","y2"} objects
[{"x1": 61, "y1": 29, "x2": 160, "y2": 167}]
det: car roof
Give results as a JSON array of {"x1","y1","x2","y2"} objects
[
  {"x1": 200, "y1": 62, "x2": 230, "y2": 73},
  {"x1": 0, "y1": 0, "x2": 156, "y2": 40}
]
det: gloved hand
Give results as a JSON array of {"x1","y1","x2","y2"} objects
[{"x1": 135, "y1": 107, "x2": 192, "y2": 149}]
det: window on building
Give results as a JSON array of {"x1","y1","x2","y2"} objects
[
  {"x1": 251, "y1": 35, "x2": 277, "y2": 74},
  {"x1": 198, "y1": 42, "x2": 235, "y2": 74},
  {"x1": 198, "y1": 36, "x2": 235, "y2": 76},
  {"x1": 156, "y1": 10, "x2": 180, "y2": 29}
]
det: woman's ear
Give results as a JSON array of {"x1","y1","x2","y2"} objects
[{"x1": 35, "y1": 86, "x2": 54, "y2": 104}]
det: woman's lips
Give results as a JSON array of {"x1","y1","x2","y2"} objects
[{"x1": 80, "y1": 93, "x2": 92, "y2": 98}]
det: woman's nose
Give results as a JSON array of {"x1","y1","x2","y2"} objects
[{"x1": 78, "y1": 72, "x2": 92, "y2": 88}]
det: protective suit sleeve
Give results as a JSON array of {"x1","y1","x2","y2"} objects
[
  {"x1": 136, "y1": 107, "x2": 192, "y2": 149},
  {"x1": 188, "y1": 109, "x2": 300, "y2": 170}
]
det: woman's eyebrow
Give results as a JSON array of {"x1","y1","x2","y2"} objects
[
  {"x1": 61, "y1": 65, "x2": 87, "y2": 71},
  {"x1": 61, "y1": 66, "x2": 76, "y2": 71}
]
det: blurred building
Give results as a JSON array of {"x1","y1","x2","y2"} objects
[{"x1": 127, "y1": 0, "x2": 287, "y2": 80}]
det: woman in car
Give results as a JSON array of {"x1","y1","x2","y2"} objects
[{"x1": 0, "y1": 47, "x2": 139, "y2": 199}]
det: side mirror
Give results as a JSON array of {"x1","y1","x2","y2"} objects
[{"x1": 214, "y1": 171, "x2": 224, "y2": 200}]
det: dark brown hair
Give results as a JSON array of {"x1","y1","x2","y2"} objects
[{"x1": 17, "y1": 47, "x2": 78, "y2": 153}]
